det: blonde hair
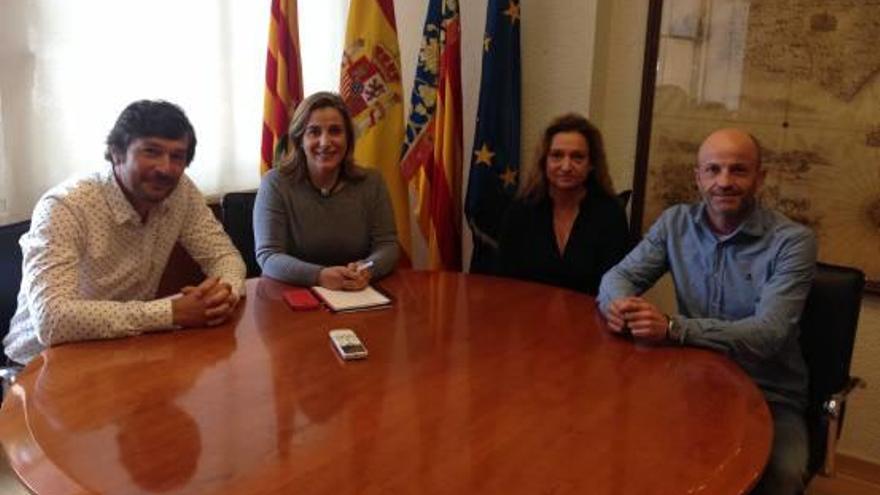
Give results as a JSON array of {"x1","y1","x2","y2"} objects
[{"x1": 275, "y1": 91, "x2": 364, "y2": 182}]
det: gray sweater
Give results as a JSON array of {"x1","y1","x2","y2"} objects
[{"x1": 254, "y1": 167, "x2": 399, "y2": 286}]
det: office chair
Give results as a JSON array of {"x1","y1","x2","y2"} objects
[
  {"x1": 616, "y1": 189, "x2": 633, "y2": 210},
  {"x1": 799, "y1": 262, "x2": 866, "y2": 479},
  {"x1": 614, "y1": 189, "x2": 634, "y2": 249},
  {"x1": 155, "y1": 203, "x2": 225, "y2": 297},
  {"x1": 156, "y1": 243, "x2": 207, "y2": 298},
  {"x1": 221, "y1": 191, "x2": 261, "y2": 278},
  {"x1": 0, "y1": 220, "x2": 31, "y2": 394}
]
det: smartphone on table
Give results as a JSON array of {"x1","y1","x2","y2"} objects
[{"x1": 329, "y1": 329, "x2": 368, "y2": 360}]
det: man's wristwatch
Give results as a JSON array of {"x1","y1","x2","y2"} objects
[{"x1": 665, "y1": 314, "x2": 683, "y2": 343}]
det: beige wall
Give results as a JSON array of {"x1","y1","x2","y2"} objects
[
  {"x1": 842, "y1": 295, "x2": 880, "y2": 461},
  {"x1": 396, "y1": 0, "x2": 880, "y2": 464},
  {"x1": 589, "y1": 1, "x2": 645, "y2": 194}
]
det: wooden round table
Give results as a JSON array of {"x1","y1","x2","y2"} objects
[{"x1": 0, "y1": 270, "x2": 771, "y2": 494}]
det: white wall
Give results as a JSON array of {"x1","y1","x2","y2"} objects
[{"x1": 520, "y1": 0, "x2": 598, "y2": 158}]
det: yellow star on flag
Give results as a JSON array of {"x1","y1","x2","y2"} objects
[
  {"x1": 474, "y1": 143, "x2": 495, "y2": 166},
  {"x1": 499, "y1": 167, "x2": 518, "y2": 188},
  {"x1": 483, "y1": 35, "x2": 492, "y2": 52},
  {"x1": 503, "y1": 0, "x2": 520, "y2": 24}
]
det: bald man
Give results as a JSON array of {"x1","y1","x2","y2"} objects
[{"x1": 597, "y1": 129, "x2": 817, "y2": 494}]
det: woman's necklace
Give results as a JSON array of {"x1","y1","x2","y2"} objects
[{"x1": 312, "y1": 172, "x2": 341, "y2": 197}]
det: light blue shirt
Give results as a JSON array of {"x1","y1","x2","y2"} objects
[{"x1": 598, "y1": 203, "x2": 817, "y2": 409}]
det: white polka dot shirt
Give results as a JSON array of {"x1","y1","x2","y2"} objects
[{"x1": 4, "y1": 169, "x2": 246, "y2": 364}]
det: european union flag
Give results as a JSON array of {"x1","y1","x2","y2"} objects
[{"x1": 465, "y1": 0, "x2": 520, "y2": 274}]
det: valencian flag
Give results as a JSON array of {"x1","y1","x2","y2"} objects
[
  {"x1": 400, "y1": 0, "x2": 463, "y2": 270},
  {"x1": 340, "y1": 0, "x2": 413, "y2": 261},
  {"x1": 465, "y1": 0, "x2": 521, "y2": 273},
  {"x1": 261, "y1": 0, "x2": 304, "y2": 174}
]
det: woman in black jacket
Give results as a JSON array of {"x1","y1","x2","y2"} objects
[{"x1": 496, "y1": 113, "x2": 629, "y2": 295}]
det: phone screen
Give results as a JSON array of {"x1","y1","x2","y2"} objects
[{"x1": 341, "y1": 344, "x2": 365, "y2": 354}]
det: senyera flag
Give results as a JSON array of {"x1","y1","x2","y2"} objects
[{"x1": 261, "y1": 0, "x2": 304, "y2": 175}]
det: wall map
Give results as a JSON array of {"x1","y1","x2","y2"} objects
[{"x1": 642, "y1": 0, "x2": 880, "y2": 286}]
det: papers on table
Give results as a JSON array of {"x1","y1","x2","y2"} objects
[{"x1": 311, "y1": 285, "x2": 392, "y2": 313}]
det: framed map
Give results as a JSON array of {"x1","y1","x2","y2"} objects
[{"x1": 633, "y1": 0, "x2": 880, "y2": 290}]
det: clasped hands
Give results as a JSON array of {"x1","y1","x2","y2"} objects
[
  {"x1": 604, "y1": 296, "x2": 669, "y2": 342},
  {"x1": 172, "y1": 277, "x2": 239, "y2": 327},
  {"x1": 318, "y1": 262, "x2": 371, "y2": 291}
]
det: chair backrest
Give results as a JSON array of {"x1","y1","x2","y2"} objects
[
  {"x1": 156, "y1": 204, "x2": 223, "y2": 297},
  {"x1": 0, "y1": 220, "x2": 32, "y2": 340},
  {"x1": 221, "y1": 191, "x2": 261, "y2": 278},
  {"x1": 156, "y1": 243, "x2": 207, "y2": 298},
  {"x1": 616, "y1": 189, "x2": 633, "y2": 211},
  {"x1": 799, "y1": 262, "x2": 865, "y2": 474}
]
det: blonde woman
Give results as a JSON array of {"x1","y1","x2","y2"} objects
[{"x1": 254, "y1": 92, "x2": 398, "y2": 290}]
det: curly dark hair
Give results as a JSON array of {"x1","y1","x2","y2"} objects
[{"x1": 104, "y1": 100, "x2": 196, "y2": 165}]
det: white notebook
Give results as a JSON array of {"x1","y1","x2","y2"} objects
[{"x1": 311, "y1": 285, "x2": 392, "y2": 313}]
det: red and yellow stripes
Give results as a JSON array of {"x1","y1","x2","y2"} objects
[
  {"x1": 261, "y1": 0, "x2": 303, "y2": 175},
  {"x1": 402, "y1": 0, "x2": 463, "y2": 270},
  {"x1": 423, "y1": 12, "x2": 462, "y2": 270},
  {"x1": 341, "y1": 0, "x2": 413, "y2": 262}
]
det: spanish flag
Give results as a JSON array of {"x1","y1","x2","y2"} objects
[
  {"x1": 400, "y1": 0, "x2": 463, "y2": 270},
  {"x1": 341, "y1": 0, "x2": 412, "y2": 261},
  {"x1": 261, "y1": 0, "x2": 303, "y2": 174}
]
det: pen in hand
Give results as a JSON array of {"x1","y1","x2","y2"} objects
[{"x1": 355, "y1": 260, "x2": 375, "y2": 273}]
